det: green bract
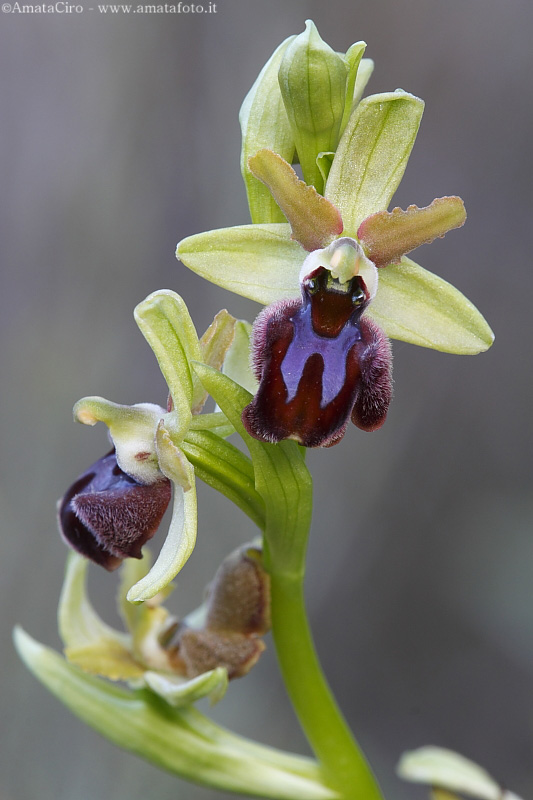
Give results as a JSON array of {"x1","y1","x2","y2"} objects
[
  {"x1": 14, "y1": 625, "x2": 338, "y2": 800},
  {"x1": 177, "y1": 22, "x2": 493, "y2": 356}
]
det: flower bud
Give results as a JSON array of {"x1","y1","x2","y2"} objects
[
  {"x1": 278, "y1": 20, "x2": 348, "y2": 193},
  {"x1": 167, "y1": 544, "x2": 271, "y2": 680}
]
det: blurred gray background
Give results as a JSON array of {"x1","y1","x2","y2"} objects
[{"x1": 2, "y1": 0, "x2": 532, "y2": 798}]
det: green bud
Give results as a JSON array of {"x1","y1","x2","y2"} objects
[{"x1": 278, "y1": 20, "x2": 348, "y2": 193}]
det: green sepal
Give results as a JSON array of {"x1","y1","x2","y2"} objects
[
  {"x1": 191, "y1": 363, "x2": 313, "y2": 577},
  {"x1": 339, "y1": 41, "x2": 366, "y2": 135},
  {"x1": 177, "y1": 223, "x2": 303, "y2": 305},
  {"x1": 14, "y1": 628, "x2": 338, "y2": 800},
  {"x1": 325, "y1": 90, "x2": 424, "y2": 233},
  {"x1": 397, "y1": 746, "x2": 522, "y2": 800},
  {"x1": 73, "y1": 397, "x2": 164, "y2": 484},
  {"x1": 368, "y1": 256, "x2": 494, "y2": 354},
  {"x1": 134, "y1": 290, "x2": 201, "y2": 438},
  {"x1": 240, "y1": 36, "x2": 296, "y2": 223},
  {"x1": 127, "y1": 424, "x2": 197, "y2": 603},
  {"x1": 279, "y1": 20, "x2": 348, "y2": 193},
  {"x1": 181, "y1": 429, "x2": 265, "y2": 530},
  {"x1": 57, "y1": 554, "x2": 141, "y2": 680},
  {"x1": 143, "y1": 668, "x2": 229, "y2": 707},
  {"x1": 248, "y1": 149, "x2": 343, "y2": 251}
]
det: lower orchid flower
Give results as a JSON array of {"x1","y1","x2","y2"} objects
[{"x1": 58, "y1": 293, "x2": 239, "y2": 601}]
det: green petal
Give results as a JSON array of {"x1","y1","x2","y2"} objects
[
  {"x1": 248, "y1": 149, "x2": 343, "y2": 252},
  {"x1": 397, "y1": 747, "x2": 521, "y2": 800},
  {"x1": 240, "y1": 36, "x2": 296, "y2": 223},
  {"x1": 14, "y1": 628, "x2": 336, "y2": 799},
  {"x1": 177, "y1": 224, "x2": 304, "y2": 305},
  {"x1": 143, "y1": 668, "x2": 228, "y2": 707},
  {"x1": 368, "y1": 256, "x2": 494, "y2": 354},
  {"x1": 57, "y1": 554, "x2": 142, "y2": 681},
  {"x1": 325, "y1": 91, "x2": 424, "y2": 233},
  {"x1": 135, "y1": 291, "x2": 202, "y2": 437},
  {"x1": 279, "y1": 20, "x2": 348, "y2": 193},
  {"x1": 357, "y1": 197, "x2": 467, "y2": 268},
  {"x1": 127, "y1": 432, "x2": 197, "y2": 603}
]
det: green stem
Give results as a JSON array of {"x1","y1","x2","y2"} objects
[
  {"x1": 191, "y1": 365, "x2": 385, "y2": 800},
  {"x1": 268, "y1": 569, "x2": 383, "y2": 800}
]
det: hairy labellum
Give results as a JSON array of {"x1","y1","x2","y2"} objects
[
  {"x1": 242, "y1": 266, "x2": 392, "y2": 447},
  {"x1": 58, "y1": 450, "x2": 171, "y2": 571}
]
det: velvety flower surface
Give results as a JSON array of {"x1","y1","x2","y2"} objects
[
  {"x1": 58, "y1": 450, "x2": 171, "y2": 571},
  {"x1": 242, "y1": 246, "x2": 392, "y2": 447}
]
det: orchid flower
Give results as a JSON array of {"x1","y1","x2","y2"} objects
[
  {"x1": 176, "y1": 22, "x2": 493, "y2": 447},
  {"x1": 58, "y1": 292, "x2": 239, "y2": 601}
]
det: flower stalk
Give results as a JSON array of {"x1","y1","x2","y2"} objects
[{"x1": 193, "y1": 364, "x2": 384, "y2": 800}]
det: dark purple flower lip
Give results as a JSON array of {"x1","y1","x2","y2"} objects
[
  {"x1": 58, "y1": 450, "x2": 171, "y2": 571},
  {"x1": 242, "y1": 266, "x2": 392, "y2": 448}
]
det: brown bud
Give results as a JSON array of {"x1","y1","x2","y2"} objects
[
  {"x1": 178, "y1": 628, "x2": 265, "y2": 680},
  {"x1": 205, "y1": 544, "x2": 271, "y2": 636}
]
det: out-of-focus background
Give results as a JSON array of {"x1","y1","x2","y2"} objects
[{"x1": 2, "y1": 1, "x2": 532, "y2": 797}]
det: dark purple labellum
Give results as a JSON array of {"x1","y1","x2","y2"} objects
[
  {"x1": 242, "y1": 267, "x2": 393, "y2": 447},
  {"x1": 58, "y1": 450, "x2": 171, "y2": 571}
]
